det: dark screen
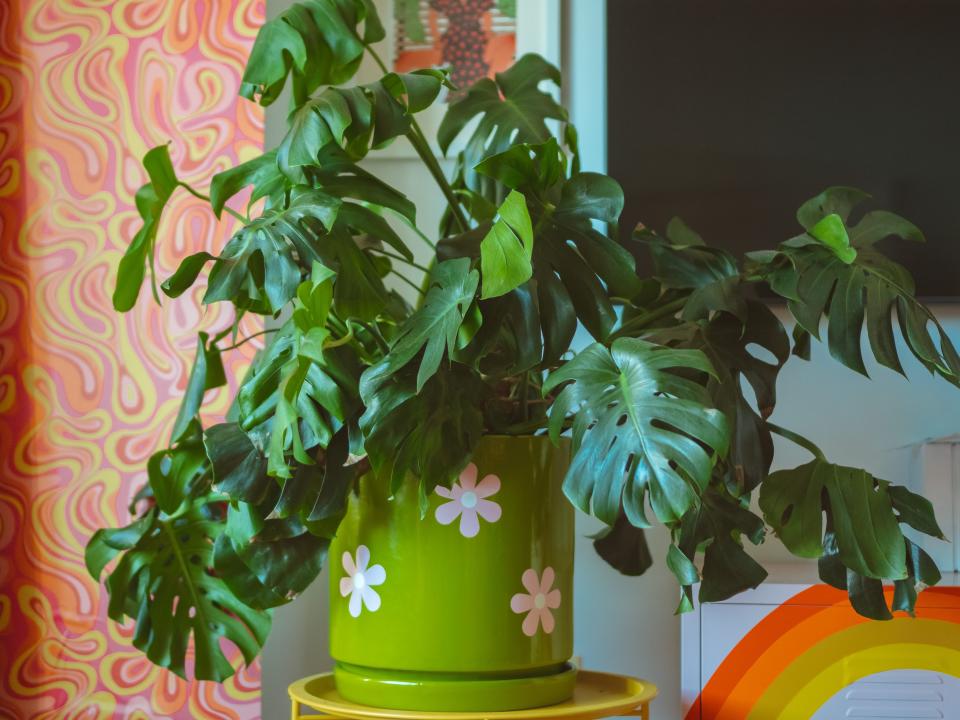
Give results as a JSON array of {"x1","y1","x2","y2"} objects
[{"x1": 607, "y1": 0, "x2": 960, "y2": 298}]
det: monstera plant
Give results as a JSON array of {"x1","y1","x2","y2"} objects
[{"x1": 89, "y1": 0, "x2": 955, "y2": 683}]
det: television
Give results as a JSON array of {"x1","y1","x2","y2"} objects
[{"x1": 607, "y1": 0, "x2": 960, "y2": 299}]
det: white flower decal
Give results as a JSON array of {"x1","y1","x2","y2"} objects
[
  {"x1": 510, "y1": 567, "x2": 561, "y2": 636},
  {"x1": 340, "y1": 545, "x2": 386, "y2": 618},
  {"x1": 435, "y1": 463, "x2": 502, "y2": 538}
]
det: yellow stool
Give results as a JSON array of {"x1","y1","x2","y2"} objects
[{"x1": 289, "y1": 670, "x2": 658, "y2": 720}]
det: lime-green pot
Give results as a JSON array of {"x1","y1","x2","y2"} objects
[{"x1": 329, "y1": 435, "x2": 575, "y2": 712}]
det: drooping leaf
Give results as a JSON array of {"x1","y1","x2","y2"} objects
[
  {"x1": 215, "y1": 502, "x2": 331, "y2": 609},
  {"x1": 170, "y1": 332, "x2": 226, "y2": 443},
  {"x1": 204, "y1": 422, "x2": 273, "y2": 506},
  {"x1": 888, "y1": 485, "x2": 946, "y2": 539},
  {"x1": 203, "y1": 189, "x2": 341, "y2": 313},
  {"x1": 480, "y1": 190, "x2": 533, "y2": 299},
  {"x1": 360, "y1": 364, "x2": 486, "y2": 498},
  {"x1": 642, "y1": 219, "x2": 746, "y2": 321},
  {"x1": 113, "y1": 145, "x2": 180, "y2": 312},
  {"x1": 670, "y1": 491, "x2": 767, "y2": 610},
  {"x1": 697, "y1": 302, "x2": 790, "y2": 493},
  {"x1": 240, "y1": 0, "x2": 382, "y2": 106},
  {"x1": 86, "y1": 497, "x2": 271, "y2": 681},
  {"x1": 758, "y1": 188, "x2": 959, "y2": 383},
  {"x1": 147, "y1": 421, "x2": 210, "y2": 515},
  {"x1": 544, "y1": 339, "x2": 729, "y2": 527},
  {"x1": 209, "y1": 150, "x2": 285, "y2": 218},
  {"x1": 360, "y1": 258, "x2": 479, "y2": 394},
  {"x1": 760, "y1": 460, "x2": 909, "y2": 580},
  {"x1": 593, "y1": 512, "x2": 653, "y2": 577},
  {"x1": 439, "y1": 54, "x2": 566, "y2": 195},
  {"x1": 278, "y1": 70, "x2": 449, "y2": 172}
]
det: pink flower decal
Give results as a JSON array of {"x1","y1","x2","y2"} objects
[
  {"x1": 339, "y1": 545, "x2": 386, "y2": 618},
  {"x1": 434, "y1": 463, "x2": 501, "y2": 538},
  {"x1": 510, "y1": 567, "x2": 562, "y2": 636}
]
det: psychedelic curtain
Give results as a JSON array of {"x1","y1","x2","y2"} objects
[{"x1": 0, "y1": 2, "x2": 265, "y2": 717}]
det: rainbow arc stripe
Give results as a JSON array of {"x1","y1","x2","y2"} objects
[{"x1": 687, "y1": 586, "x2": 960, "y2": 720}]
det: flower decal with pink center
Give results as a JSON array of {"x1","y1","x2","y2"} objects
[
  {"x1": 510, "y1": 567, "x2": 562, "y2": 636},
  {"x1": 434, "y1": 463, "x2": 501, "y2": 538},
  {"x1": 339, "y1": 545, "x2": 386, "y2": 618}
]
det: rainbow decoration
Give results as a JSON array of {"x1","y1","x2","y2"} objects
[
  {"x1": 686, "y1": 586, "x2": 960, "y2": 720},
  {"x1": 0, "y1": 1, "x2": 266, "y2": 717}
]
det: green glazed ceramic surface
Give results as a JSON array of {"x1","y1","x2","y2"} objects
[{"x1": 329, "y1": 435, "x2": 575, "y2": 711}]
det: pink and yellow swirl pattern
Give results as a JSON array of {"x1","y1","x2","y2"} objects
[{"x1": 0, "y1": 1, "x2": 266, "y2": 717}]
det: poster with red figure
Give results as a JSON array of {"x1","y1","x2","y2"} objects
[{"x1": 393, "y1": 0, "x2": 517, "y2": 97}]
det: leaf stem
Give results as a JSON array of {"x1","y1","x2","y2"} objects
[
  {"x1": 367, "y1": 247, "x2": 431, "y2": 273},
  {"x1": 356, "y1": 320, "x2": 390, "y2": 354},
  {"x1": 363, "y1": 43, "x2": 470, "y2": 234},
  {"x1": 390, "y1": 268, "x2": 425, "y2": 297},
  {"x1": 610, "y1": 297, "x2": 687, "y2": 341},
  {"x1": 179, "y1": 182, "x2": 250, "y2": 224},
  {"x1": 324, "y1": 328, "x2": 354, "y2": 349},
  {"x1": 767, "y1": 422, "x2": 826, "y2": 461},
  {"x1": 220, "y1": 328, "x2": 277, "y2": 351}
]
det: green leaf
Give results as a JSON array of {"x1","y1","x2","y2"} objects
[
  {"x1": 161, "y1": 252, "x2": 215, "y2": 298},
  {"x1": 592, "y1": 513, "x2": 653, "y2": 577},
  {"x1": 204, "y1": 423, "x2": 272, "y2": 506},
  {"x1": 360, "y1": 364, "x2": 486, "y2": 497},
  {"x1": 439, "y1": 54, "x2": 566, "y2": 194},
  {"x1": 642, "y1": 221, "x2": 745, "y2": 321},
  {"x1": 147, "y1": 421, "x2": 209, "y2": 515},
  {"x1": 86, "y1": 497, "x2": 271, "y2": 681},
  {"x1": 889, "y1": 485, "x2": 946, "y2": 539},
  {"x1": 360, "y1": 258, "x2": 479, "y2": 394},
  {"x1": 544, "y1": 339, "x2": 729, "y2": 526},
  {"x1": 113, "y1": 145, "x2": 180, "y2": 312},
  {"x1": 556, "y1": 172, "x2": 624, "y2": 224},
  {"x1": 810, "y1": 214, "x2": 857, "y2": 264},
  {"x1": 849, "y1": 210, "x2": 925, "y2": 247},
  {"x1": 209, "y1": 150, "x2": 285, "y2": 219},
  {"x1": 700, "y1": 302, "x2": 789, "y2": 492},
  {"x1": 480, "y1": 191, "x2": 533, "y2": 299},
  {"x1": 756, "y1": 192, "x2": 960, "y2": 384},
  {"x1": 278, "y1": 70, "x2": 449, "y2": 172},
  {"x1": 201, "y1": 188, "x2": 351, "y2": 314},
  {"x1": 672, "y1": 492, "x2": 767, "y2": 607},
  {"x1": 760, "y1": 460, "x2": 908, "y2": 579},
  {"x1": 240, "y1": 0, "x2": 379, "y2": 106},
  {"x1": 216, "y1": 505, "x2": 331, "y2": 608},
  {"x1": 797, "y1": 186, "x2": 872, "y2": 229},
  {"x1": 170, "y1": 332, "x2": 226, "y2": 443},
  {"x1": 666, "y1": 543, "x2": 699, "y2": 614}
]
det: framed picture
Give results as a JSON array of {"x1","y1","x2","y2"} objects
[{"x1": 359, "y1": 0, "x2": 561, "y2": 158}]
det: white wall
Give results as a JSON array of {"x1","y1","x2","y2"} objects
[{"x1": 259, "y1": 2, "x2": 960, "y2": 719}]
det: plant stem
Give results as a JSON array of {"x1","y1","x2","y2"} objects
[
  {"x1": 356, "y1": 320, "x2": 390, "y2": 354},
  {"x1": 390, "y1": 269, "x2": 425, "y2": 297},
  {"x1": 367, "y1": 247, "x2": 431, "y2": 273},
  {"x1": 220, "y1": 328, "x2": 277, "y2": 351},
  {"x1": 364, "y1": 43, "x2": 470, "y2": 234},
  {"x1": 520, "y1": 372, "x2": 530, "y2": 422},
  {"x1": 179, "y1": 182, "x2": 250, "y2": 224},
  {"x1": 404, "y1": 124, "x2": 470, "y2": 233},
  {"x1": 610, "y1": 297, "x2": 687, "y2": 340},
  {"x1": 767, "y1": 422, "x2": 826, "y2": 461},
  {"x1": 324, "y1": 328, "x2": 354, "y2": 349}
]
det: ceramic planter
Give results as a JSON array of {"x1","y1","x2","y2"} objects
[{"x1": 329, "y1": 434, "x2": 575, "y2": 712}]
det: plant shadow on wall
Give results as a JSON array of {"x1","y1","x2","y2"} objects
[{"x1": 87, "y1": 0, "x2": 957, "y2": 682}]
